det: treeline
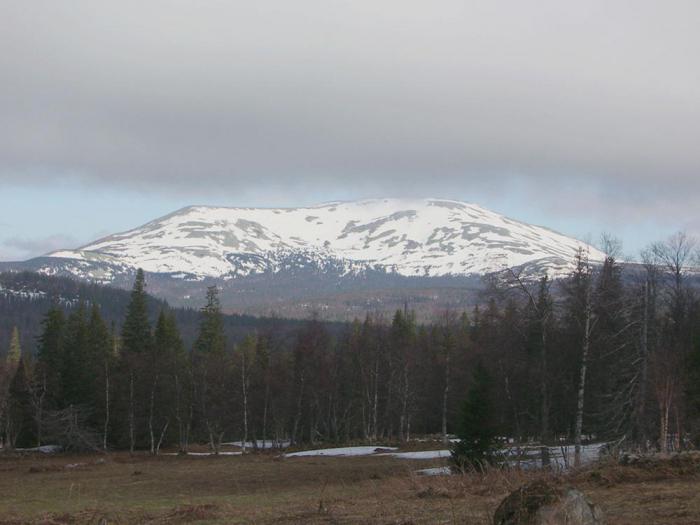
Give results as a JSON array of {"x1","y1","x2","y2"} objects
[
  {"x1": 1, "y1": 233, "x2": 699, "y2": 457},
  {"x1": 0, "y1": 271, "x2": 332, "y2": 354}
]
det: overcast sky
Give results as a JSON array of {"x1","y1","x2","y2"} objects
[{"x1": 1, "y1": 1, "x2": 699, "y2": 261}]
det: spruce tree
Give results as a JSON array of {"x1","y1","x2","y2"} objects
[
  {"x1": 119, "y1": 269, "x2": 153, "y2": 452},
  {"x1": 451, "y1": 361, "x2": 498, "y2": 471},
  {"x1": 194, "y1": 286, "x2": 226, "y2": 355},
  {"x1": 153, "y1": 312, "x2": 189, "y2": 452},
  {"x1": 61, "y1": 304, "x2": 91, "y2": 407},
  {"x1": 149, "y1": 309, "x2": 186, "y2": 453},
  {"x1": 87, "y1": 304, "x2": 113, "y2": 444},
  {"x1": 193, "y1": 286, "x2": 229, "y2": 452},
  {"x1": 37, "y1": 306, "x2": 66, "y2": 408},
  {"x1": 121, "y1": 269, "x2": 152, "y2": 355}
]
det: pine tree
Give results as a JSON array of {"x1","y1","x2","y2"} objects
[
  {"x1": 37, "y1": 306, "x2": 66, "y2": 408},
  {"x1": 523, "y1": 276, "x2": 554, "y2": 466},
  {"x1": 591, "y1": 250, "x2": 630, "y2": 438},
  {"x1": 86, "y1": 304, "x2": 113, "y2": 448},
  {"x1": 61, "y1": 304, "x2": 91, "y2": 407},
  {"x1": 119, "y1": 269, "x2": 153, "y2": 452},
  {"x1": 148, "y1": 309, "x2": 186, "y2": 454},
  {"x1": 193, "y1": 286, "x2": 229, "y2": 452},
  {"x1": 194, "y1": 286, "x2": 226, "y2": 355},
  {"x1": 451, "y1": 361, "x2": 498, "y2": 470},
  {"x1": 121, "y1": 269, "x2": 152, "y2": 356},
  {"x1": 7, "y1": 327, "x2": 21, "y2": 367}
]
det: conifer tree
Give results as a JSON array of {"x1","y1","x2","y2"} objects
[
  {"x1": 153, "y1": 312, "x2": 190, "y2": 452},
  {"x1": 86, "y1": 304, "x2": 113, "y2": 448},
  {"x1": 37, "y1": 306, "x2": 66, "y2": 409},
  {"x1": 121, "y1": 269, "x2": 152, "y2": 355},
  {"x1": 61, "y1": 304, "x2": 91, "y2": 407},
  {"x1": 149, "y1": 309, "x2": 186, "y2": 454},
  {"x1": 194, "y1": 286, "x2": 226, "y2": 355},
  {"x1": 193, "y1": 286, "x2": 229, "y2": 452},
  {"x1": 451, "y1": 361, "x2": 497, "y2": 471},
  {"x1": 120, "y1": 269, "x2": 153, "y2": 452}
]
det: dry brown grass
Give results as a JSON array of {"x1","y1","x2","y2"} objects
[{"x1": 0, "y1": 450, "x2": 699, "y2": 524}]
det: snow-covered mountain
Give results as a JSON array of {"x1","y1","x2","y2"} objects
[{"x1": 46, "y1": 198, "x2": 603, "y2": 280}]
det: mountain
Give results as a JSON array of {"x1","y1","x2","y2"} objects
[
  {"x1": 1, "y1": 198, "x2": 604, "y2": 319},
  {"x1": 48, "y1": 198, "x2": 603, "y2": 278}
]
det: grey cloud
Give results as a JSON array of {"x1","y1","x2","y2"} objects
[
  {"x1": 1, "y1": 1, "x2": 699, "y2": 224},
  {"x1": 3, "y1": 234, "x2": 79, "y2": 260}
]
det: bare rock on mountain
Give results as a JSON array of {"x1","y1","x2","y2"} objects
[{"x1": 493, "y1": 480, "x2": 604, "y2": 525}]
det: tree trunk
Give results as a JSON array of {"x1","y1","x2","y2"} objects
[
  {"x1": 241, "y1": 352, "x2": 249, "y2": 454},
  {"x1": 148, "y1": 373, "x2": 158, "y2": 455},
  {"x1": 372, "y1": 359, "x2": 379, "y2": 444},
  {"x1": 262, "y1": 380, "x2": 269, "y2": 449},
  {"x1": 103, "y1": 362, "x2": 110, "y2": 450},
  {"x1": 156, "y1": 419, "x2": 169, "y2": 455},
  {"x1": 636, "y1": 280, "x2": 650, "y2": 446},
  {"x1": 129, "y1": 371, "x2": 135, "y2": 454},
  {"x1": 442, "y1": 350, "x2": 450, "y2": 445},
  {"x1": 292, "y1": 373, "x2": 304, "y2": 445},
  {"x1": 540, "y1": 324, "x2": 550, "y2": 468},
  {"x1": 400, "y1": 362, "x2": 409, "y2": 442},
  {"x1": 574, "y1": 299, "x2": 592, "y2": 467}
]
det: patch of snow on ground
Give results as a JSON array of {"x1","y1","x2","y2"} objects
[
  {"x1": 223, "y1": 440, "x2": 291, "y2": 449},
  {"x1": 161, "y1": 451, "x2": 242, "y2": 457},
  {"x1": 381, "y1": 449, "x2": 451, "y2": 459},
  {"x1": 12, "y1": 445, "x2": 63, "y2": 454},
  {"x1": 285, "y1": 446, "x2": 398, "y2": 457},
  {"x1": 501, "y1": 442, "x2": 605, "y2": 470},
  {"x1": 416, "y1": 466, "x2": 452, "y2": 476}
]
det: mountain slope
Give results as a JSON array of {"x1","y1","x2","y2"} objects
[{"x1": 48, "y1": 198, "x2": 604, "y2": 280}]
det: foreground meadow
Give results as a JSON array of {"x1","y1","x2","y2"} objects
[{"x1": 1, "y1": 448, "x2": 700, "y2": 524}]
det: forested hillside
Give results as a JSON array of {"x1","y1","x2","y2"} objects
[{"x1": 0, "y1": 272, "x2": 329, "y2": 355}]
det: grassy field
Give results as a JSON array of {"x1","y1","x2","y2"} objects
[{"x1": 1, "y1": 448, "x2": 699, "y2": 524}]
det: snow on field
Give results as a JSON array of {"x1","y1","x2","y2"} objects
[
  {"x1": 285, "y1": 446, "x2": 398, "y2": 458},
  {"x1": 158, "y1": 441, "x2": 605, "y2": 466},
  {"x1": 15, "y1": 445, "x2": 63, "y2": 454},
  {"x1": 223, "y1": 440, "x2": 291, "y2": 449},
  {"x1": 283, "y1": 441, "x2": 604, "y2": 465},
  {"x1": 380, "y1": 449, "x2": 451, "y2": 459},
  {"x1": 416, "y1": 466, "x2": 452, "y2": 476},
  {"x1": 502, "y1": 442, "x2": 605, "y2": 469},
  {"x1": 161, "y1": 451, "x2": 242, "y2": 457}
]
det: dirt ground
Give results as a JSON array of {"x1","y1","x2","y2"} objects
[{"x1": 0, "y1": 449, "x2": 699, "y2": 524}]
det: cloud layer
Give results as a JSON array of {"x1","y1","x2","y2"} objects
[
  {"x1": 2, "y1": 234, "x2": 78, "y2": 261},
  {"x1": 1, "y1": 1, "x2": 699, "y2": 232}
]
